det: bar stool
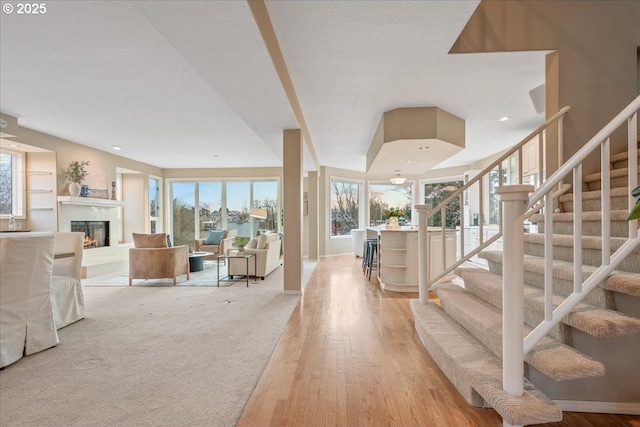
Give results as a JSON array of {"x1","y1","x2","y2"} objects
[
  {"x1": 362, "y1": 238, "x2": 376, "y2": 273},
  {"x1": 364, "y1": 239, "x2": 378, "y2": 281}
]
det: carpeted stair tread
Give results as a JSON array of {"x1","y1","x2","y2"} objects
[
  {"x1": 530, "y1": 209, "x2": 630, "y2": 224},
  {"x1": 410, "y1": 300, "x2": 562, "y2": 426},
  {"x1": 584, "y1": 167, "x2": 637, "y2": 183},
  {"x1": 432, "y1": 283, "x2": 606, "y2": 379},
  {"x1": 520, "y1": 233, "x2": 640, "y2": 272},
  {"x1": 455, "y1": 267, "x2": 640, "y2": 338},
  {"x1": 610, "y1": 148, "x2": 640, "y2": 164},
  {"x1": 529, "y1": 210, "x2": 632, "y2": 238},
  {"x1": 479, "y1": 250, "x2": 640, "y2": 299},
  {"x1": 601, "y1": 271, "x2": 640, "y2": 297},
  {"x1": 558, "y1": 186, "x2": 631, "y2": 212}
]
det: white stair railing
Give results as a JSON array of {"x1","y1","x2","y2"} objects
[
  {"x1": 416, "y1": 106, "x2": 571, "y2": 303},
  {"x1": 500, "y1": 95, "x2": 640, "y2": 427}
]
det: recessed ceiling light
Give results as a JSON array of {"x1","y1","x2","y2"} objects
[
  {"x1": 498, "y1": 116, "x2": 510, "y2": 122},
  {"x1": 213, "y1": 154, "x2": 219, "y2": 158},
  {"x1": 112, "y1": 145, "x2": 121, "y2": 150},
  {"x1": 404, "y1": 160, "x2": 412, "y2": 163},
  {"x1": 418, "y1": 146, "x2": 429, "y2": 150}
]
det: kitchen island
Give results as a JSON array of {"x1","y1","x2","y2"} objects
[{"x1": 366, "y1": 226, "x2": 456, "y2": 292}]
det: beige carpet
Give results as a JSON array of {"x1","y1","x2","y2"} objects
[{"x1": 0, "y1": 262, "x2": 315, "y2": 427}]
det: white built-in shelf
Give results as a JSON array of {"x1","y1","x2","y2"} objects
[
  {"x1": 29, "y1": 207, "x2": 55, "y2": 211},
  {"x1": 57, "y1": 196, "x2": 125, "y2": 207},
  {"x1": 23, "y1": 171, "x2": 52, "y2": 175},
  {"x1": 28, "y1": 189, "x2": 53, "y2": 193}
]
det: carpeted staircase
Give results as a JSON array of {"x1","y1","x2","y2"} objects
[{"x1": 411, "y1": 143, "x2": 640, "y2": 425}]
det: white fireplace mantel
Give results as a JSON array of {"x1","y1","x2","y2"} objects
[{"x1": 57, "y1": 196, "x2": 125, "y2": 207}]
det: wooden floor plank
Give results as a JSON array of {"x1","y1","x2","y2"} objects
[{"x1": 237, "y1": 255, "x2": 639, "y2": 427}]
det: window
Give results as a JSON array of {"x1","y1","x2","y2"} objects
[
  {"x1": 0, "y1": 150, "x2": 25, "y2": 217},
  {"x1": 253, "y1": 181, "x2": 279, "y2": 234},
  {"x1": 169, "y1": 179, "x2": 280, "y2": 246},
  {"x1": 489, "y1": 168, "x2": 507, "y2": 224},
  {"x1": 423, "y1": 180, "x2": 463, "y2": 227},
  {"x1": 171, "y1": 182, "x2": 196, "y2": 247},
  {"x1": 369, "y1": 182, "x2": 413, "y2": 226},
  {"x1": 199, "y1": 181, "x2": 222, "y2": 236},
  {"x1": 226, "y1": 181, "x2": 251, "y2": 240},
  {"x1": 149, "y1": 177, "x2": 160, "y2": 234},
  {"x1": 330, "y1": 179, "x2": 360, "y2": 236}
]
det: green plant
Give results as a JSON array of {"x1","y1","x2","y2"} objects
[
  {"x1": 234, "y1": 236, "x2": 250, "y2": 249},
  {"x1": 64, "y1": 160, "x2": 89, "y2": 183},
  {"x1": 625, "y1": 185, "x2": 640, "y2": 221},
  {"x1": 384, "y1": 208, "x2": 404, "y2": 219}
]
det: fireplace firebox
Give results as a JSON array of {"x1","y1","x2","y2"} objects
[{"x1": 70, "y1": 221, "x2": 110, "y2": 249}]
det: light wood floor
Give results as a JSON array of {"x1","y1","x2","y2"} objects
[{"x1": 237, "y1": 255, "x2": 640, "y2": 427}]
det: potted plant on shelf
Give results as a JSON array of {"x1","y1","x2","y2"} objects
[{"x1": 64, "y1": 160, "x2": 89, "y2": 197}]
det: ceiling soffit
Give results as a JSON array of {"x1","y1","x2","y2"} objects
[{"x1": 367, "y1": 107, "x2": 465, "y2": 175}]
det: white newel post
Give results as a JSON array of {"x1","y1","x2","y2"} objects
[
  {"x1": 496, "y1": 185, "x2": 533, "y2": 404},
  {"x1": 415, "y1": 204, "x2": 431, "y2": 304}
]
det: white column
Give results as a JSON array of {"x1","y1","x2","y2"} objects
[
  {"x1": 414, "y1": 204, "x2": 431, "y2": 304},
  {"x1": 496, "y1": 185, "x2": 533, "y2": 398}
]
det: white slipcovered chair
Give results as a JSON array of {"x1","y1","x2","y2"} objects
[
  {"x1": 51, "y1": 232, "x2": 85, "y2": 329},
  {"x1": 0, "y1": 233, "x2": 59, "y2": 368}
]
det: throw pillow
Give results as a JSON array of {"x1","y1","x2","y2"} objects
[
  {"x1": 246, "y1": 237, "x2": 258, "y2": 249},
  {"x1": 132, "y1": 233, "x2": 168, "y2": 248},
  {"x1": 256, "y1": 234, "x2": 269, "y2": 249},
  {"x1": 205, "y1": 230, "x2": 225, "y2": 246}
]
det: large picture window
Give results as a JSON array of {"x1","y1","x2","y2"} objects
[
  {"x1": 169, "y1": 179, "x2": 279, "y2": 247},
  {"x1": 330, "y1": 179, "x2": 360, "y2": 236},
  {"x1": 369, "y1": 182, "x2": 413, "y2": 226}
]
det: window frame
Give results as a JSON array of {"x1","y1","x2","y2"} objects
[
  {"x1": 329, "y1": 177, "x2": 363, "y2": 239},
  {"x1": 0, "y1": 149, "x2": 26, "y2": 218}
]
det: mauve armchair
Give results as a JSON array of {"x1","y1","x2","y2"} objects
[{"x1": 128, "y1": 233, "x2": 189, "y2": 286}]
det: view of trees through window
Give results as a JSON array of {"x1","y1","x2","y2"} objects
[
  {"x1": 171, "y1": 180, "x2": 279, "y2": 247},
  {"x1": 330, "y1": 179, "x2": 360, "y2": 236},
  {"x1": 424, "y1": 180, "x2": 463, "y2": 227},
  {"x1": 172, "y1": 182, "x2": 196, "y2": 246},
  {"x1": 489, "y1": 169, "x2": 508, "y2": 224},
  {"x1": 0, "y1": 153, "x2": 13, "y2": 215},
  {"x1": 369, "y1": 183, "x2": 413, "y2": 226}
]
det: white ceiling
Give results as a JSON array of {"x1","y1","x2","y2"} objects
[{"x1": 0, "y1": 0, "x2": 547, "y2": 175}]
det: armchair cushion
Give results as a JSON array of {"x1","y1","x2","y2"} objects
[
  {"x1": 133, "y1": 233, "x2": 168, "y2": 248},
  {"x1": 204, "y1": 230, "x2": 225, "y2": 245}
]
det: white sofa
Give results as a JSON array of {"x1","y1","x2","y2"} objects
[
  {"x1": 51, "y1": 232, "x2": 85, "y2": 329},
  {"x1": 228, "y1": 233, "x2": 282, "y2": 279}
]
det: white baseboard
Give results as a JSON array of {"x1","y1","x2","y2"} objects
[
  {"x1": 282, "y1": 290, "x2": 302, "y2": 295},
  {"x1": 555, "y1": 400, "x2": 640, "y2": 415}
]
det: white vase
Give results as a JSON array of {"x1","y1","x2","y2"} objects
[
  {"x1": 68, "y1": 182, "x2": 81, "y2": 197},
  {"x1": 386, "y1": 217, "x2": 399, "y2": 229}
]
